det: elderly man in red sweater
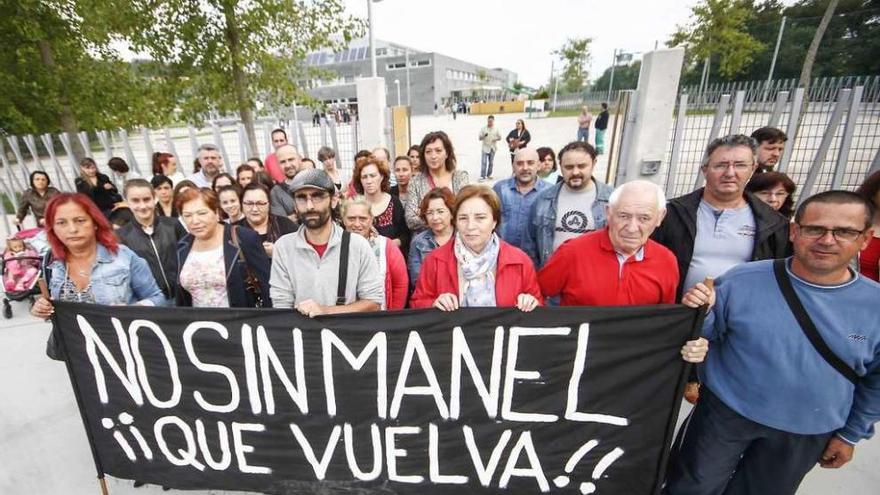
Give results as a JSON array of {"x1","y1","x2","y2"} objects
[
  {"x1": 539, "y1": 179, "x2": 710, "y2": 362},
  {"x1": 539, "y1": 180, "x2": 712, "y2": 309}
]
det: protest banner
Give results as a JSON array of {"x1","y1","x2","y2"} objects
[{"x1": 51, "y1": 302, "x2": 702, "y2": 494}]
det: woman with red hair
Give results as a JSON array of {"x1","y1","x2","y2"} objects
[{"x1": 31, "y1": 194, "x2": 165, "y2": 357}]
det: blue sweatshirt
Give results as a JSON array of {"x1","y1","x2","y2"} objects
[{"x1": 699, "y1": 258, "x2": 880, "y2": 443}]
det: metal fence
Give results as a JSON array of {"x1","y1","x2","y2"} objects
[
  {"x1": 0, "y1": 117, "x2": 363, "y2": 233},
  {"x1": 660, "y1": 83, "x2": 880, "y2": 199}
]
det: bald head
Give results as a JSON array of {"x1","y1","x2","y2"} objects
[
  {"x1": 513, "y1": 147, "x2": 540, "y2": 186},
  {"x1": 276, "y1": 144, "x2": 301, "y2": 179}
]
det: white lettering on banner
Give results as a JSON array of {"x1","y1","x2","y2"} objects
[
  {"x1": 501, "y1": 327, "x2": 571, "y2": 422},
  {"x1": 183, "y1": 322, "x2": 240, "y2": 413},
  {"x1": 258, "y1": 327, "x2": 308, "y2": 415},
  {"x1": 322, "y1": 329, "x2": 388, "y2": 418},
  {"x1": 232, "y1": 422, "x2": 272, "y2": 474},
  {"x1": 154, "y1": 416, "x2": 206, "y2": 471},
  {"x1": 384, "y1": 426, "x2": 424, "y2": 484},
  {"x1": 390, "y1": 331, "x2": 449, "y2": 419},
  {"x1": 565, "y1": 324, "x2": 629, "y2": 426},
  {"x1": 428, "y1": 423, "x2": 468, "y2": 484},
  {"x1": 129, "y1": 319, "x2": 182, "y2": 408},
  {"x1": 498, "y1": 431, "x2": 550, "y2": 492},
  {"x1": 289, "y1": 424, "x2": 342, "y2": 480},
  {"x1": 78, "y1": 315, "x2": 144, "y2": 405},
  {"x1": 463, "y1": 426, "x2": 513, "y2": 486},
  {"x1": 241, "y1": 324, "x2": 262, "y2": 414},
  {"x1": 195, "y1": 419, "x2": 232, "y2": 470},
  {"x1": 449, "y1": 326, "x2": 504, "y2": 420},
  {"x1": 343, "y1": 423, "x2": 383, "y2": 481}
]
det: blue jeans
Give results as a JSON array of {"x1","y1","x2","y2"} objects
[
  {"x1": 481, "y1": 150, "x2": 495, "y2": 178},
  {"x1": 577, "y1": 126, "x2": 589, "y2": 142},
  {"x1": 664, "y1": 387, "x2": 832, "y2": 495}
]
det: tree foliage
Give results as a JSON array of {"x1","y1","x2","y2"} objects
[
  {"x1": 668, "y1": 0, "x2": 766, "y2": 79},
  {"x1": 592, "y1": 62, "x2": 642, "y2": 92},
  {"x1": 0, "y1": 0, "x2": 173, "y2": 138},
  {"x1": 554, "y1": 38, "x2": 593, "y2": 93},
  {"x1": 110, "y1": 0, "x2": 365, "y2": 151},
  {"x1": 671, "y1": 0, "x2": 880, "y2": 85}
]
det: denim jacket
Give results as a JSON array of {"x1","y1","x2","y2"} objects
[
  {"x1": 408, "y1": 229, "x2": 441, "y2": 291},
  {"x1": 524, "y1": 177, "x2": 614, "y2": 268},
  {"x1": 45, "y1": 244, "x2": 166, "y2": 306},
  {"x1": 44, "y1": 243, "x2": 165, "y2": 361}
]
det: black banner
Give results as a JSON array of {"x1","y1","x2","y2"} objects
[{"x1": 53, "y1": 302, "x2": 700, "y2": 495}]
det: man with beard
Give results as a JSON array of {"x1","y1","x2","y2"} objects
[
  {"x1": 751, "y1": 126, "x2": 787, "y2": 173},
  {"x1": 524, "y1": 141, "x2": 613, "y2": 268},
  {"x1": 493, "y1": 147, "x2": 549, "y2": 251},
  {"x1": 269, "y1": 169, "x2": 383, "y2": 317},
  {"x1": 188, "y1": 143, "x2": 224, "y2": 188}
]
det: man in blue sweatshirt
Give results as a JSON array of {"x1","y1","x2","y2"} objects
[{"x1": 665, "y1": 190, "x2": 880, "y2": 495}]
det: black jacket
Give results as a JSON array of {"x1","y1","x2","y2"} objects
[
  {"x1": 651, "y1": 188, "x2": 792, "y2": 300},
  {"x1": 176, "y1": 223, "x2": 273, "y2": 308},
  {"x1": 595, "y1": 110, "x2": 609, "y2": 130},
  {"x1": 76, "y1": 173, "x2": 121, "y2": 213},
  {"x1": 117, "y1": 217, "x2": 187, "y2": 300}
]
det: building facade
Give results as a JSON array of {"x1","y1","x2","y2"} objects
[{"x1": 304, "y1": 39, "x2": 517, "y2": 116}]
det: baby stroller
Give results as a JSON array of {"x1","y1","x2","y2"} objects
[{"x1": 2, "y1": 228, "x2": 48, "y2": 319}]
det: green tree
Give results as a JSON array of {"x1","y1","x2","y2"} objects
[
  {"x1": 114, "y1": 0, "x2": 365, "y2": 153},
  {"x1": 592, "y1": 61, "x2": 642, "y2": 93},
  {"x1": 668, "y1": 0, "x2": 766, "y2": 79},
  {"x1": 0, "y1": 0, "x2": 173, "y2": 159},
  {"x1": 554, "y1": 38, "x2": 593, "y2": 93}
]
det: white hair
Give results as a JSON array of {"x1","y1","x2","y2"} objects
[{"x1": 608, "y1": 180, "x2": 666, "y2": 211}]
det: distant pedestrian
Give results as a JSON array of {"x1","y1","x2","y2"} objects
[
  {"x1": 595, "y1": 103, "x2": 609, "y2": 154},
  {"x1": 577, "y1": 105, "x2": 592, "y2": 143},
  {"x1": 506, "y1": 119, "x2": 531, "y2": 163},
  {"x1": 478, "y1": 115, "x2": 502, "y2": 181}
]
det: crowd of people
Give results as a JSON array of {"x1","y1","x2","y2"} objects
[{"x1": 18, "y1": 116, "x2": 880, "y2": 494}]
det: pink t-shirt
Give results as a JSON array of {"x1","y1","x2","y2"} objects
[{"x1": 263, "y1": 153, "x2": 285, "y2": 183}]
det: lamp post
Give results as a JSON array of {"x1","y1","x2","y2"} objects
[
  {"x1": 394, "y1": 79, "x2": 401, "y2": 106},
  {"x1": 367, "y1": 0, "x2": 383, "y2": 78}
]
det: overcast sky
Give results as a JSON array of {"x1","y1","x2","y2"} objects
[{"x1": 342, "y1": 0, "x2": 702, "y2": 87}]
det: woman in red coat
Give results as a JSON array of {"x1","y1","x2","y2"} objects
[{"x1": 411, "y1": 185, "x2": 542, "y2": 311}]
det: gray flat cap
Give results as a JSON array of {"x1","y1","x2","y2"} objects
[{"x1": 288, "y1": 168, "x2": 335, "y2": 194}]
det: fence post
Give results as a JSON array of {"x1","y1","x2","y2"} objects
[
  {"x1": 163, "y1": 128, "x2": 179, "y2": 160},
  {"x1": 666, "y1": 94, "x2": 689, "y2": 197},
  {"x1": 729, "y1": 91, "x2": 746, "y2": 134},
  {"x1": 297, "y1": 121, "x2": 311, "y2": 159},
  {"x1": 263, "y1": 120, "x2": 274, "y2": 157},
  {"x1": 40, "y1": 134, "x2": 74, "y2": 191},
  {"x1": 693, "y1": 94, "x2": 731, "y2": 190},
  {"x1": 119, "y1": 128, "x2": 141, "y2": 175},
  {"x1": 867, "y1": 148, "x2": 880, "y2": 177},
  {"x1": 798, "y1": 89, "x2": 851, "y2": 206},
  {"x1": 831, "y1": 86, "x2": 864, "y2": 189},
  {"x1": 329, "y1": 119, "x2": 340, "y2": 155},
  {"x1": 23, "y1": 135, "x2": 47, "y2": 173},
  {"x1": 237, "y1": 123, "x2": 251, "y2": 163},
  {"x1": 768, "y1": 91, "x2": 788, "y2": 128},
  {"x1": 58, "y1": 133, "x2": 82, "y2": 178},
  {"x1": 778, "y1": 87, "x2": 805, "y2": 174},
  {"x1": 188, "y1": 126, "x2": 201, "y2": 163},
  {"x1": 7, "y1": 136, "x2": 32, "y2": 185},
  {"x1": 95, "y1": 130, "x2": 113, "y2": 165},
  {"x1": 77, "y1": 132, "x2": 91, "y2": 160},
  {"x1": 320, "y1": 122, "x2": 329, "y2": 148},
  {"x1": 0, "y1": 176, "x2": 14, "y2": 235},
  {"x1": 211, "y1": 122, "x2": 230, "y2": 168},
  {"x1": 141, "y1": 127, "x2": 154, "y2": 167},
  {"x1": 0, "y1": 140, "x2": 26, "y2": 193}
]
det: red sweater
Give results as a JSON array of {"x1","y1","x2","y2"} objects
[
  {"x1": 384, "y1": 239, "x2": 409, "y2": 310},
  {"x1": 410, "y1": 240, "x2": 543, "y2": 308},
  {"x1": 263, "y1": 153, "x2": 286, "y2": 184},
  {"x1": 859, "y1": 236, "x2": 880, "y2": 282},
  {"x1": 538, "y1": 228, "x2": 678, "y2": 306}
]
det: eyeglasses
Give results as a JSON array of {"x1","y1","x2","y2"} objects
[
  {"x1": 755, "y1": 191, "x2": 790, "y2": 199},
  {"x1": 796, "y1": 224, "x2": 866, "y2": 242},
  {"x1": 707, "y1": 162, "x2": 752, "y2": 172},
  {"x1": 242, "y1": 201, "x2": 269, "y2": 208},
  {"x1": 294, "y1": 191, "x2": 330, "y2": 205}
]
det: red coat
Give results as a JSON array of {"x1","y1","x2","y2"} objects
[{"x1": 410, "y1": 239, "x2": 543, "y2": 308}]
